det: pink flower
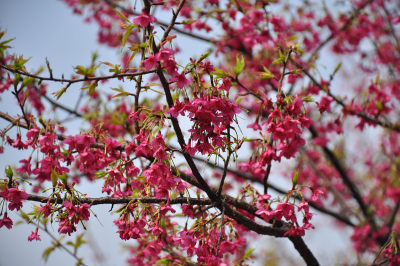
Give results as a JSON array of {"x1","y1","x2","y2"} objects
[
  {"x1": 143, "y1": 55, "x2": 158, "y2": 70},
  {"x1": 171, "y1": 71, "x2": 190, "y2": 89},
  {"x1": 133, "y1": 12, "x2": 156, "y2": 28},
  {"x1": 28, "y1": 228, "x2": 41, "y2": 241},
  {"x1": 156, "y1": 48, "x2": 175, "y2": 62},
  {"x1": 78, "y1": 203, "x2": 91, "y2": 221},
  {"x1": 311, "y1": 188, "x2": 324, "y2": 202},
  {"x1": 58, "y1": 218, "x2": 76, "y2": 235},
  {"x1": 160, "y1": 204, "x2": 176, "y2": 215},
  {"x1": 0, "y1": 213, "x2": 13, "y2": 229},
  {"x1": 38, "y1": 201, "x2": 52, "y2": 217},
  {"x1": 6, "y1": 188, "x2": 29, "y2": 211},
  {"x1": 318, "y1": 96, "x2": 333, "y2": 113},
  {"x1": 182, "y1": 204, "x2": 195, "y2": 218},
  {"x1": 255, "y1": 207, "x2": 274, "y2": 222},
  {"x1": 275, "y1": 202, "x2": 296, "y2": 223},
  {"x1": 218, "y1": 77, "x2": 231, "y2": 91},
  {"x1": 12, "y1": 134, "x2": 28, "y2": 150}
]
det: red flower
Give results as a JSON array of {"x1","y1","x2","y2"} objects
[
  {"x1": 38, "y1": 201, "x2": 52, "y2": 217},
  {"x1": 28, "y1": 228, "x2": 41, "y2": 241},
  {"x1": 0, "y1": 213, "x2": 13, "y2": 229},
  {"x1": 133, "y1": 12, "x2": 156, "y2": 28},
  {"x1": 3, "y1": 188, "x2": 29, "y2": 211},
  {"x1": 170, "y1": 71, "x2": 190, "y2": 89}
]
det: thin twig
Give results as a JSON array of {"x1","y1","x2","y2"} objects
[
  {"x1": 216, "y1": 206, "x2": 225, "y2": 256},
  {"x1": 293, "y1": 59, "x2": 400, "y2": 132},
  {"x1": 103, "y1": 0, "x2": 213, "y2": 44},
  {"x1": 308, "y1": 0, "x2": 375, "y2": 61},
  {"x1": 0, "y1": 64, "x2": 156, "y2": 84},
  {"x1": 217, "y1": 127, "x2": 232, "y2": 198}
]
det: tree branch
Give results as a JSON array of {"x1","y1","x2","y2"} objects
[
  {"x1": 27, "y1": 194, "x2": 212, "y2": 206},
  {"x1": 293, "y1": 59, "x2": 400, "y2": 132},
  {"x1": 0, "y1": 64, "x2": 156, "y2": 84}
]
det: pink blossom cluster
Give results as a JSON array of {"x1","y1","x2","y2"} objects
[
  {"x1": 255, "y1": 194, "x2": 314, "y2": 237},
  {"x1": 38, "y1": 200, "x2": 91, "y2": 236},
  {"x1": 168, "y1": 96, "x2": 240, "y2": 155}
]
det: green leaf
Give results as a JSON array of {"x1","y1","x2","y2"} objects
[
  {"x1": 111, "y1": 88, "x2": 129, "y2": 98},
  {"x1": 86, "y1": 65, "x2": 99, "y2": 76},
  {"x1": 5, "y1": 165, "x2": 13, "y2": 178},
  {"x1": 213, "y1": 67, "x2": 227, "y2": 78},
  {"x1": 53, "y1": 85, "x2": 68, "y2": 100},
  {"x1": 302, "y1": 95, "x2": 314, "y2": 102},
  {"x1": 259, "y1": 66, "x2": 275, "y2": 79},
  {"x1": 233, "y1": 55, "x2": 245, "y2": 76},
  {"x1": 198, "y1": 51, "x2": 211, "y2": 62},
  {"x1": 122, "y1": 24, "x2": 134, "y2": 47},
  {"x1": 59, "y1": 172, "x2": 67, "y2": 185},
  {"x1": 51, "y1": 168, "x2": 58, "y2": 188},
  {"x1": 95, "y1": 171, "x2": 107, "y2": 179},
  {"x1": 333, "y1": 62, "x2": 342, "y2": 76},
  {"x1": 13, "y1": 56, "x2": 30, "y2": 70},
  {"x1": 243, "y1": 247, "x2": 255, "y2": 259},
  {"x1": 74, "y1": 65, "x2": 87, "y2": 76},
  {"x1": 73, "y1": 233, "x2": 86, "y2": 250},
  {"x1": 292, "y1": 170, "x2": 299, "y2": 189},
  {"x1": 156, "y1": 258, "x2": 171, "y2": 265},
  {"x1": 235, "y1": 97, "x2": 244, "y2": 103},
  {"x1": 91, "y1": 51, "x2": 98, "y2": 63},
  {"x1": 182, "y1": 19, "x2": 196, "y2": 24},
  {"x1": 114, "y1": 9, "x2": 131, "y2": 23},
  {"x1": 42, "y1": 246, "x2": 56, "y2": 262},
  {"x1": 22, "y1": 77, "x2": 34, "y2": 86},
  {"x1": 82, "y1": 82, "x2": 98, "y2": 96},
  {"x1": 272, "y1": 57, "x2": 284, "y2": 65},
  {"x1": 0, "y1": 29, "x2": 15, "y2": 58}
]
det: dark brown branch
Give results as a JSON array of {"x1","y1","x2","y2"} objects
[
  {"x1": 152, "y1": 0, "x2": 216, "y2": 203},
  {"x1": 264, "y1": 162, "x2": 272, "y2": 195},
  {"x1": 159, "y1": 0, "x2": 186, "y2": 45},
  {"x1": 217, "y1": 127, "x2": 231, "y2": 198},
  {"x1": 0, "y1": 112, "x2": 28, "y2": 129},
  {"x1": 188, "y1": 152, "x2": 356, "y2": 227},
  {"x1": 156, "y1": 66, "x2": 216, "y2": 200},
  {"x1": 0, "y1": 64, "x2": 156, "y2": 84},
  {"x1": 289, "y1": 236, "x2": 321, "y2": 266},
  {"x1": 308, "y1": 125, "x2": 374, "y2": 227},
  {"x1": 34, "y1": 87, "x2": 83, "y2": 117},
  {"x1": 27, "y1": 194, "x2": 211, "y2": 206},
  {"x1": 387, "y1": 201, "x2": 400, "y2": 231}
]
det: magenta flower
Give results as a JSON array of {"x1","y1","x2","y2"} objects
[
  {"x1": 133, "y1": 12, "x2": 156, "y2": 28},
  {"x1": 0, "y1": 213, "x2": 13, "y2": 229},
  {"x1": 6, "y1": 188, "x2": 29, "y2": 211},
  {"x1": 170, "y1": 71, "x2": 190, "y2": 89},
  {"x1": 28, "y1": 228, "x2": 41, "y2": 241}
]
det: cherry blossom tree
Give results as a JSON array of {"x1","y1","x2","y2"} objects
[{"x1": 1, "y1": 0, "x2": 400, "y2": 265}]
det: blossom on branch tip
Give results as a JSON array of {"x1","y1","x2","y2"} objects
[
  {"x1": 0, "y1": 213, "x2": 13, "y2": 229},
  {"x1": 133, "y1": 12, "x2": 156, "y2": 28},
  {"x1": 0, "y1": 187, "x2": 29, "y2": 211},
  {"x1": 28, "y1": 228, "x2": 41, "y2": 241},
  {"x1": 170, "y1": 71, "x2": 190, "y2": 89}
]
